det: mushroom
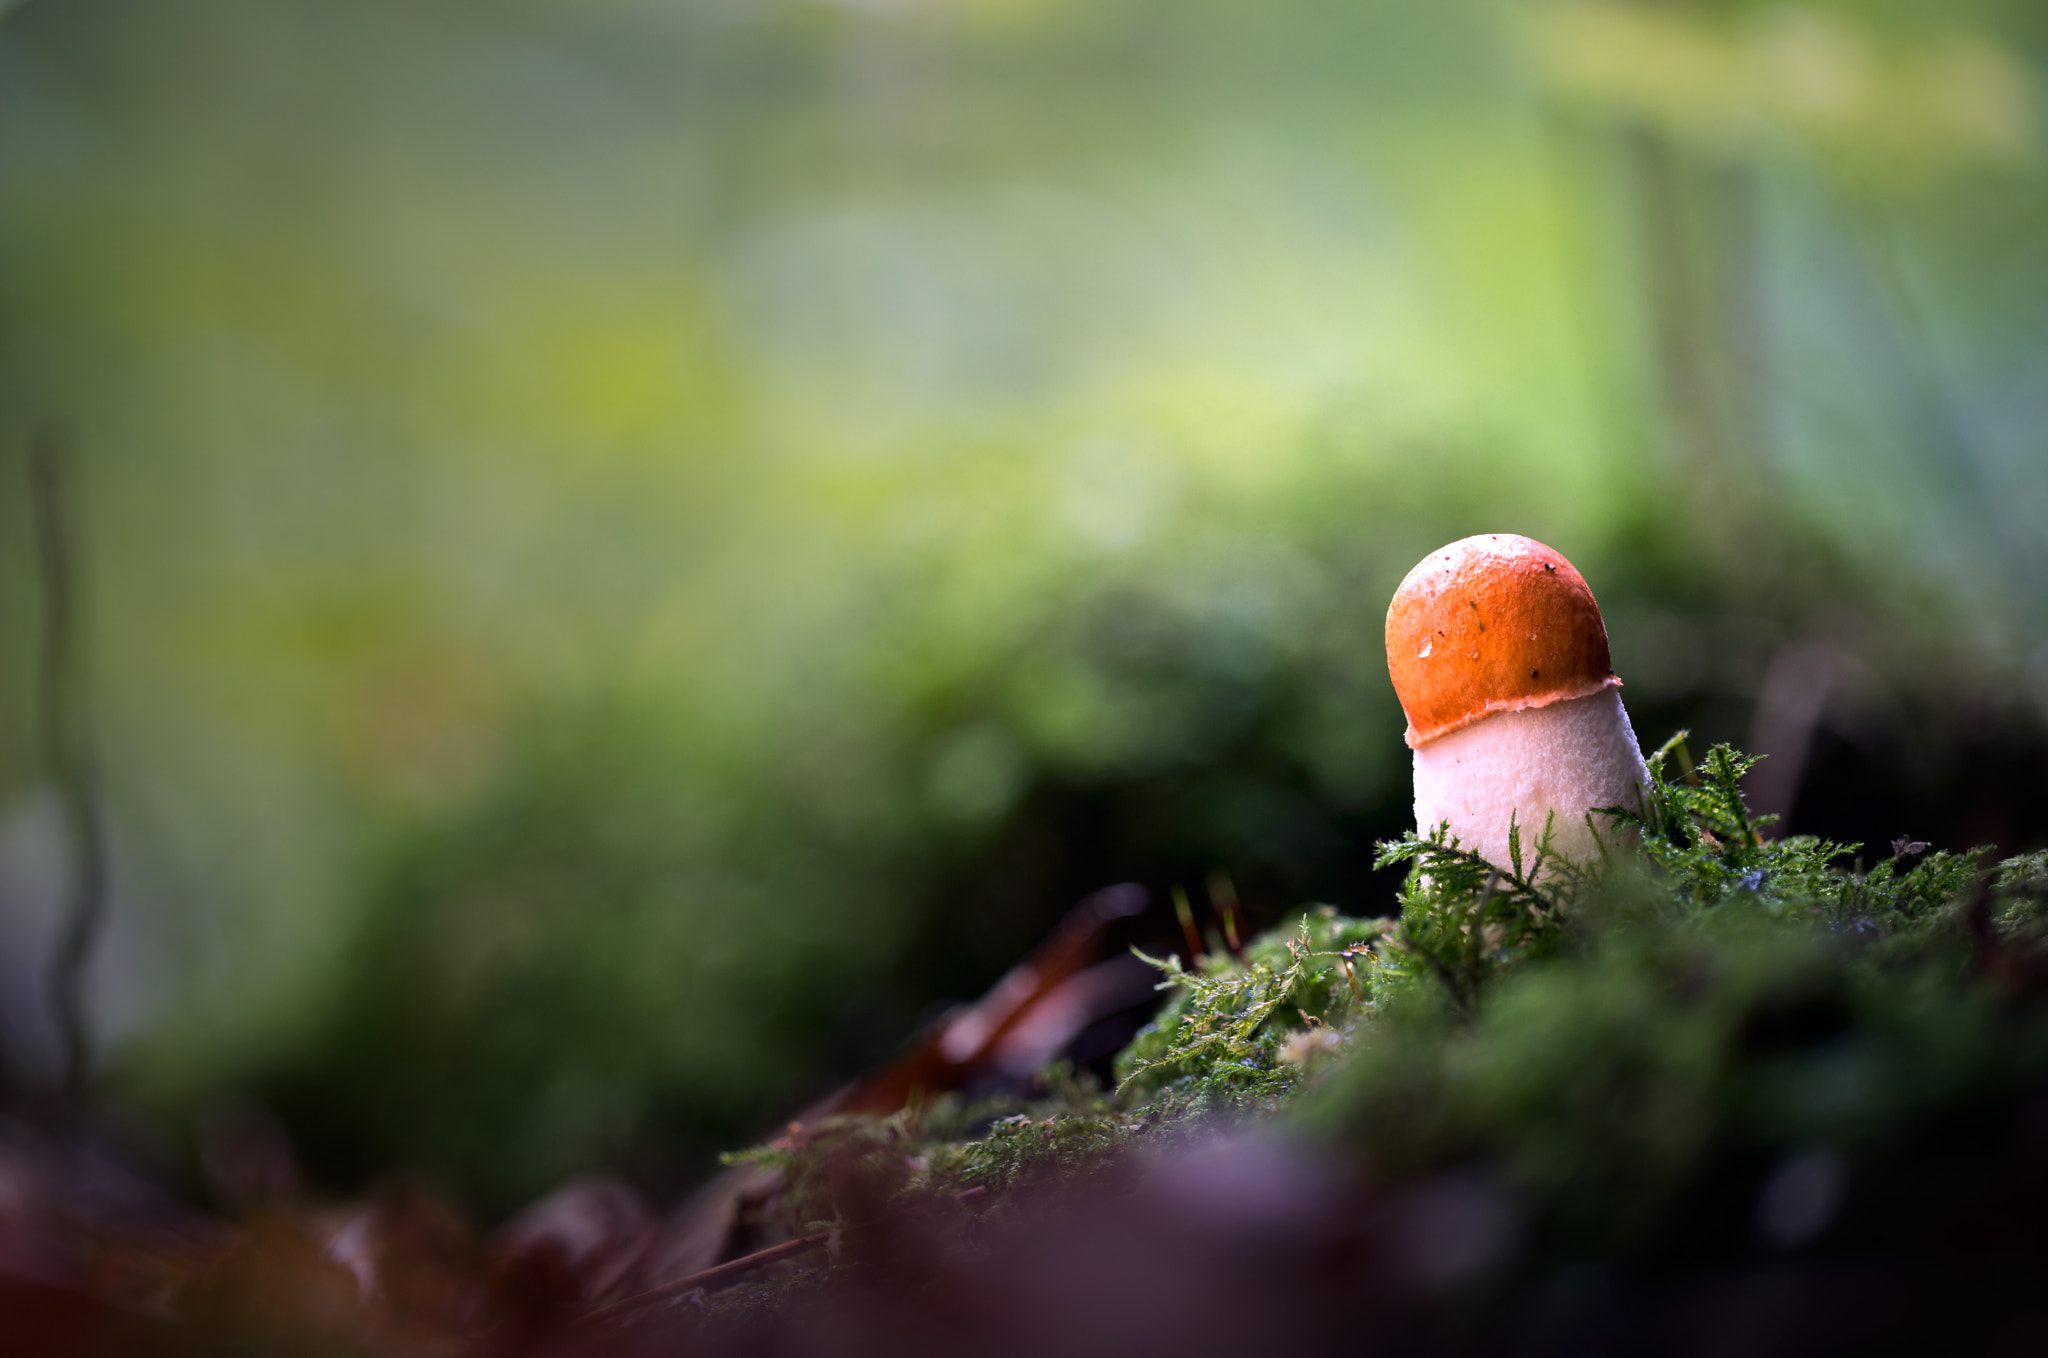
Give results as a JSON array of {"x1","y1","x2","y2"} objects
[{"x1": 1385, "y1": 534, "x2": 1649, "y2": 869}]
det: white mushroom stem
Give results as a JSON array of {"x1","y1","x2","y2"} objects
[{"x1": 1412, "y1": 687, "x2": 1650, "y2": 871}]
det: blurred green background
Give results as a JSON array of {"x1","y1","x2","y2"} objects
[{"x1": 1, "y1": 0, "x2": 2046, "y2": 1213}]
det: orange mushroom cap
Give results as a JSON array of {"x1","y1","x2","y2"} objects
[{"x1": 1385, "y1": 534, "x2": 1619, "y2": 749}]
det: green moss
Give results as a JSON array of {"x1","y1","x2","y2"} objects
[
  {"x1": 715, "y1": 732, "x2": 2048, "y2": 1296},
  {"x1": 719, "y1": 1075, "x2": 1148, "y2": 1244},
  {"x1": 1110, "y1": 908, "x2": 1388, "y2": 1110}
]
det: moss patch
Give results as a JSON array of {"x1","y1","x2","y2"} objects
[{"x1": 714, "y1": 734, "x2": 2048, "y2": 1304}]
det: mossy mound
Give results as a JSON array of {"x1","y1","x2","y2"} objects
[{"x1": 687, "y1": 736, "x2": 2048, "y2": 1350}]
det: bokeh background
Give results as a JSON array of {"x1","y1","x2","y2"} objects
[{"x1": 1, "y1": 0, "x2": 2046, "y2": 1215}]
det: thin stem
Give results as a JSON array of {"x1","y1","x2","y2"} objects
[{"x1": 30, "y1": 429, "x2": 107, "y2": 1101}]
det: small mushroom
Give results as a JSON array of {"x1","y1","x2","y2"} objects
[{"x1": 1385, "y1": 534, "x2": 1649, "y2": 869}]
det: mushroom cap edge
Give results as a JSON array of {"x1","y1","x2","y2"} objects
[{"x1": 1385, "y1": 533, "x2": 1619, "y2": 749}]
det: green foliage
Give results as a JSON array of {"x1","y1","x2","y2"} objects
[
  {"x1": 921, "y1": 1107, "x2": 1139, "y2": 1201},
  {"x1": 722, "y1": 910, "x2": 1397, "y2": 1244},
  {"x1": 1623, "y1": 735, "x2": 1857, "y2": 910},
  {"x1": 1295, "y1": 910, "x2": 2048, "y2": 1266},
  {"x1": 1371, "y1": 810, "x2": 1593, "y2": 1014},
  {"x1": 726, "y1": 731, "x2": 2048, "y2": 1295},
  {"x1": 1284, "y1": 779, "x2": 2048, "y2": 1268},
  {"x1": 1993, "y1": 852, "x2": 2048, "y2": 938},
  {"x1": 1614, "y1": 732, "x2": 1997, "y2": 945},
  {"x1": 251, "y1": 708, "x2": 927, "y2": 1214},
  {"x1": 721, "y1": 1075, "x2": 1146, "y2": 1245},
  {"x1": 1365, "y1": 731, "x2": 2005, "y2": 967},
  {"x1": 1112, "y1": 910, "x2": 1390, "y2": 1109}
]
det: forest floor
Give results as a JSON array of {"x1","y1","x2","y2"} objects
[{"x1": 6, "y1": 735, "x2": 2048, "y2": 1355}]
